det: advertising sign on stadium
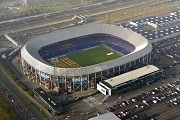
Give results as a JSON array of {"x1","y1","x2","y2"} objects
[{"x1": 97, "y1": 84, "x2": 107, "y2": 95}]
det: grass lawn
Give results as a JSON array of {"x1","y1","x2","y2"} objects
[
  {"x1": 40, "y1": 0, "x2": 90, "y2": 13},
  {"x1": 67, "y1": 46, "x2": 122, "y2": 67},
  {"x1": 40, "y1": 2, "x2": 70, "y2": 12}
]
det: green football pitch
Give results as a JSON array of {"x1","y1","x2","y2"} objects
[{"x1": 66, "y1": 46, "x2": 122, "y2": 67}]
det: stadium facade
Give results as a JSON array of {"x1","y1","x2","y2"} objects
[{"x1": 20, "y1": 24, "x2": 152, "y2": 92}]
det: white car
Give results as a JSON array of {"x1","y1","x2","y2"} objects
[
  {"x1": 156, "y1": 97, "x2": 161, "y2": 101},
  {"x1": 168, "y1": 83, "x2": 174, "y2": 87},
  {"x1": 153, "y1": 100, "x2": 157, "y2": 104},
  {"x1": 143, "y1": 100, "x2": 147, "y2": 103},
  {"x1": 122, "y1": 102, "x2": 126, "y2": 107},
  {"x1": 172, "y1": 98, "x2": 177, "y2": 102},
  {"x1": 135, "y1": 105, "x2": 139, "y2": 108},
  {"x1": 176, "y1": 87, "x2": 180, "y2": 91},
  {"x1": 174, "y1": 102, "x2": 178, "y2": 105},
  {"x1": 120, "y1": 112, "x2": 126, "y2": 117},
  {"x1": 132, "y1": 98, "x2": 137, "y2": 102}
]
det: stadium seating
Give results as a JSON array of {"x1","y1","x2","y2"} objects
[{"x1": 39, "y1": 34, "x2": 135, "y2": 59}]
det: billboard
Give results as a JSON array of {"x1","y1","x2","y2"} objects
[{"x1": 97, "y1": 84, "x2": 107, "y2": 95}]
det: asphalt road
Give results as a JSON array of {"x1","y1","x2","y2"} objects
[
  {"x1": 0, "y1": 70, "x2": 45, "y2": 120},
  {"x1": 0, "y1": 85, "x2": 24, "y2": 120},
  {"x1": 0, "y1": 0, "x2": 166, "y2": 36}
]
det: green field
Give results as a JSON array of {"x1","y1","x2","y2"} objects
[
  {"x1": 66, "y1": 46, "x2": 122, "y2": 67},
  {"x1": 40, "y1": 0, "x2": 93, "y2": 13}
]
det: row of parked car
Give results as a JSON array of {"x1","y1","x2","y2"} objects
[
  {"x1": 114, "y1": 89, "x2": 179, "y2": 120},
  {"x1": 107, "y1": 81, "x2": 172, "y2": 112},
  {"x1": 165, "y1": 96, "x2": 180, "y2": 107},
  {"x1": 107, "y1": 79, "x2": 180, "y2": 119},
  {"x1": 147, "y1": 89, "x2": 180, "y2": 104},
  {"x1": 114, "y1": 99, "x2": 151, "y2": 120},
  {"x1": 115, "y1": 90, "x2": 180, "y2": 119}
]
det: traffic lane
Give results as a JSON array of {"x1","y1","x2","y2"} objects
[
  {"x1": 60, "y1": 97, "x2": 100, "y2": 120},
  {"x1": 0, "y1": 80, "x2": 33, "y2": 120},
  {"x1": 61, "y1": 107, "x2": 98, "y2": 120},
  {"x1": 0, "y1": 87, "x2": 24, "y2": 120},
  {"x1": 10, "y1": 97, "x2": 32, "y2": 120},
  {"x1": 0, "y1": 72, "x2": 44, "y2": 120},
  {"x1": 1, "y1": 82, "x2": 32, "y2": 119}
]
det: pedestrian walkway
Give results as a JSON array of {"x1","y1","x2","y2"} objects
[{"x1": 83, "y1": 96, "x2": 100, "y2": 107}]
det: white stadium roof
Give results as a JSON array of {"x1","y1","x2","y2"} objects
[
  {"x1": 89, "y1": 112, "x2": 119, "y2": 120},
  {"x1": 105, "y1": 65, "x2": 159, "y2": 87},
  {"x1": 21, "y1": 24, "x2": 152, "y2": 76}
]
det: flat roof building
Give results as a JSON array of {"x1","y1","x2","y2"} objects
[
  {"x1": 97, "y1": 65, "x2": 162, "y2": 95},
  {"x1": 105, "y1": 65, "x2": 159, "y2": 87},
  {"x1": 33, "y1": 87, "x2": 63, "y2": 115}
]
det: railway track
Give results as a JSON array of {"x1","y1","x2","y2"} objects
[{"x1": 0, "y1": 0, "x2": 177, "y2": 37}]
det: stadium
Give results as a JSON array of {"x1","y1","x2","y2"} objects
[{"x1": 20, "y1": 24, "x2": 152, "y2": 92}]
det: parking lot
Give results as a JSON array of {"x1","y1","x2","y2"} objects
[
  {"x1": 60, "y1": 71, "x2": 178, "y2": 120},
  {"x1": 153, "y1": 36, "x2": 180, "y2": 76},
  {"x1": 154, "y1": 36, "x2": 180, "y2": 60},
  {"x1": 111, "y1": 78, "x2": 180, "y2": 119},
  {"x1": 57, "y1": 69, "x2": 179, "y2": 120}
]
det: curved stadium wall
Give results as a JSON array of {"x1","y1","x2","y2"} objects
[{"x1": 20, "y1": 24, "x2": 152, "y2": 91}]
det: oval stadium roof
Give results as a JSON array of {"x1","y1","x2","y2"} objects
[{"x1": 21, "y1": 24, "x2": 152, "y2": 76}]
